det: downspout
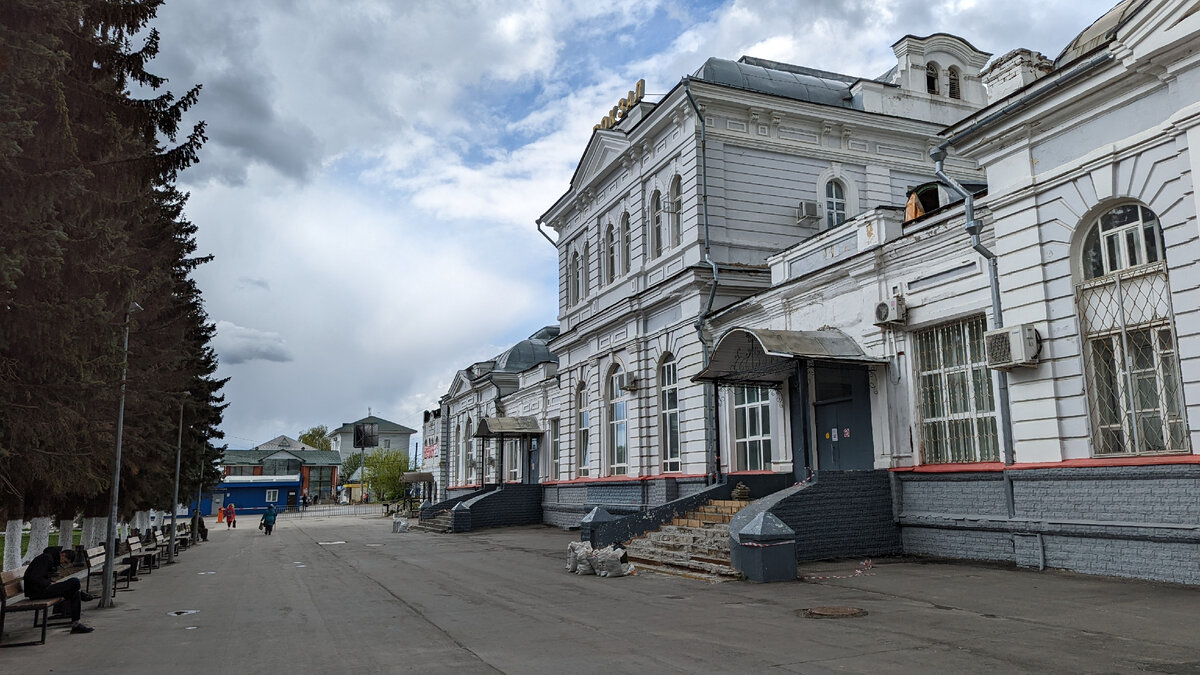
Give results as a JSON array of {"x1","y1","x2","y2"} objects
[
  {"x1": 683, "y1": 77, "x2": 721, "y2": 485},
  {"x1": 926, "y1": 51, "x2": 1111, "y2": 517}
]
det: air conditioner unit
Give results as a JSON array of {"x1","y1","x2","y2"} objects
[
  {"x1": 796, "y1": 200, "x2": 819, "y2": 224},
  {"x1": 985, "y1": 324, "x2": 1041, "y2": 370},
  {"x1": 874, "y1": 296, "x2": 906, "y2": 325},
  {"x1": 619, "y1": 375, "x2": 639, "y2": 393}
]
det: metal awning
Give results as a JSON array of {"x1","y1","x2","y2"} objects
[
  {"x1": 473, "y1": 416, "x2": 542, "y2": 438},
  {"x1": 693, "y1": 327, "x2": 886, "y2": 385},
  {"x1": 401, "y1": 472, "x2": 435, "y2": 483}
]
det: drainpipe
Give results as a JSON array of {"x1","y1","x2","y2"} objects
[
  {"x1": 929, "y1": 51, "x2": 1113, "y2": 517},
  {"x1": 683, "y1": 77, "x2": 720, "y2": 485}
]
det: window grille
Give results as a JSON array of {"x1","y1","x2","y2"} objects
[
  {"x1": 733, "y1": 386, "x2": 772, "y2": 470},
  {"x1": 661, "y1": 356, "x2": 680, "y2": 472},
  {"x1": 914, "y1": 316, "x2": 1000, "y2": 463},
  {"x1": 1077, "y1": 262, "x2": 1188, "y2": 454}
]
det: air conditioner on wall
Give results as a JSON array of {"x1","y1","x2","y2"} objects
[
  {"x1": 873, "y1": 296, "x2": 906, "y2": 325},
  {"x1": 796, "y1": 200, "x2": 819, "y2": 225},
  {"x1": 985, "y1": 324, "x2": 1041, "y2": 370}
]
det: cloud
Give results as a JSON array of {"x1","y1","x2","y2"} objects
[
  {"x1": 237, "y1": 277, "x2": 270, "y2": 291},
  {"x1": 213, "y1": 321, "x2": 294, "y2": 365}
]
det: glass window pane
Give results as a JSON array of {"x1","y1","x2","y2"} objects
[
  {"x1": 734, "y1": 387, "x2": 745, "y2": 406},
  {"x1": 1105, "y1": 233, "x2": 1121, "y2": 272},
  {"x1": 947, "y1": 372, "x2": 970, "y2": 414},
  {"x1": 735, "y1": 408, "x2": 746, "y2": 439},
  {"x1": 972, "y1": 367, "x2": 995, "y2": 412},
  {"x1": 761, "y1": 405, "x2": 771, "y2": 435},
  {"x1": 1082, "y1": 226, "x2": 1105, "y2": 279},
  {"x1": 1100, "y1": 204, "x2": 1139, "y2": 230}
]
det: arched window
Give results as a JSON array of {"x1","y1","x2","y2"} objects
[
  {"x1": 604, "y1": 224, "x2": 616, "y2": 285},
  {"x1": 620, "y1": 212, "x2": 631, "y2": 274},
  {"x1": 576, "y1": 383, "x2": 590, "y2": 477},
  {"x1": 825, "y1": 179, "x2": 847, "y2": 230},
  {"x1": 651, "y1": 190, "x2": 664, "y2": 258},
  {"x1": 1076, "y1": 203, "x2": 1187, "y2": 454},
  {"x1": 569, "y1": 252, "x2": 580, "y2": 305},
  {"x1": 947, "y1": 66, "x2": 961, "y2": 100},
  {"x1": 669, "y1": 175, "x2": 682, "y2": 247},
  {"x1": 926, "y1": 63, "x2": 940, "y2": 95},
  {"x1": 660, "y1": 354, "x2": 680, "y2": 472},
  {"x1": 453, "y1": 425, "x2": 461, "y2": 484},
  {"x1": 581, "y1": 241, "x2": 591, "y2": 297},
  {"x1": 608, "y1": 366, "x2": 628, "y2": 476}
]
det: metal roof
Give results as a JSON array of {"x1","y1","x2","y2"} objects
[
  {"x1": 330, "y1": 415, "x2": 417, "y2": 436},
  {"x1": 693, "y1": 56, "x2": 861, "y2": 110},
  {"x1": 473, "y1": 416, "x2": 543, "y2": 437},
  {"x1": 694, "y1": 327, "x2": 886, "y2": 384}
]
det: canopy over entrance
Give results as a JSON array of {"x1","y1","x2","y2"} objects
[
  {"x1": 693, "y1": 327, "x2": 886, "y2": 385},
  {"x1": 473, "y1": 416, "x2": 543, "y2": 438},
  {"x1": 401, "y1": 472, "x2": 435, "y2": 483}
]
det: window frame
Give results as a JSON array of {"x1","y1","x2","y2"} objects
[
  {"x1": 620, "y1": 212, "x2": 631, "y2": 274},
  {"x1": 947, "y1": 66, "x2": 961, "y2": 100},
  {"x1": 731, "y1": 386, "x2": 773, "y2": 471},
  {"x1": 660, "y1": 355, "x2": 680, "y2": 473},
  {"x1": 550, "y1": 418, "x2": 561, "y2": 479},
  {"x1": 669, "y1": 175, "x2": 682, "y2": 247},
  {"x1": 825, "y1": 179, "x2": 847, "y2": 230},
  {"x1": 926, "y1": 62, "x2": 940, "y2": 95},
  {"x1": 650, "y1": 190, "x2": 664, "y2": 258},
  {"x1": 607, "y1": 366, "x2": 629, "y2": 476},
  {"x1": 576, "y1": 384, "x2": 590, "y2": 477},
  {"x1": 604, "y1": 223, "x2": 617, "y2": 285},
  {"x1": 265, "y1": 489, "x2": 279, "y2": 503},
  {"x1": 913, "y1": 315, "x2": 1000, "y2": 464}
]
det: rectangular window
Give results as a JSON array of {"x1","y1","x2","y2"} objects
[
  {"x1": 661, "y1": 359, "x2": 680, "y2": 472},
  {"x1": 309, "y1": 466, "x2": 334, "y2": 500},
  {"x1": 733, "y1": 386, "x2": 772, "y2": 471},
  {"x1": 226, "y1": 466, "x2": 254, "y2": 476},
  {"x1": 506, "y1": 438, "x2": 519, "y2": 482},
  {"x1": 383, "y1": 439, "x2": 391, "y2": 449},
  {"x1": 577, "y1": 387, "x2": 590, "y2": 478},
  {"x1": 550, "y1": 419, "x2": 561, "y2": 479},
  {"x1": 914, "y1": 316, "x2": 999, "y2": 463},
  {"x1": 265, "y1": 489, "x2": 279, "y2": 503},
  {"x1": 262, "y1": 459, "x2": 301, "y2": 475}
]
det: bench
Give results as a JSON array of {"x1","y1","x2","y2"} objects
[
  {"x1": 1, "y1": 568, "x2": 64, "y2": 647},
  {"x1": 123, "y1": 536, "x2": 158, "y2": 574},
  {"x1": 84, "y1": 545, "x2": 131, "y2": 597}
]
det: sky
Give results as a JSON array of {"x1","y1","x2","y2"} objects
[{"x1": 141, "y1": 0, "x2": 1119, "y2": 450}]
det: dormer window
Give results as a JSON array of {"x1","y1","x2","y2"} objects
[
  {"x1": 926, "y1": 63, "x2": 940, "y2": 95},
  {"x1": 948, "y1": 66, "x2": 961, "y2": 99}
]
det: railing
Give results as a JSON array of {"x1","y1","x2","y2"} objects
[{"x1": 275, "y1": 503, "x2": 388, "y2": 519}]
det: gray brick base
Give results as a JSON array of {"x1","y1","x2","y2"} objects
[{"x1": 895, "y1": 465, "x2": 1200, "y2": 585}]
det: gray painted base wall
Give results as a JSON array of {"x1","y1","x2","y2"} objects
[
  {"x1": 896, "y1": 465, "x2": 1200, "y2": 585},
  {"x1": 542, "y1": 477, "x2": 710, "y2": 529}
]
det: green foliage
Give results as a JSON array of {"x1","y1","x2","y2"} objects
[
  {"x1": 0, "y1": 0, "x2": 224, "y2": 521},
  {"x1": 298, "y1": 425, "x2": 332, "y2": 451},
  {"x1": 363, "y1": 450, "x2": 414, "y2": 501},
  {"x1": 340, "y1": 453, "x2": 362, "y2": 482}
]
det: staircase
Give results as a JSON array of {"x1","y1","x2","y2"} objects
[
  {"x1": 623, "y1": 499, "x2": 750, "y2": 581},
  {"x1": 413, "y1": 510, "x2": 452, "y2": 533}
]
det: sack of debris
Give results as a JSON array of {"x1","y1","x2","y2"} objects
[
  {"x1": 566, "y1": 541, "x2": 593, "y2": 574},
  {"x1": 592, "y1": 545, "x2": 635, "y2": 578},
  {"x1": 392, "y1": 516, "x2": 410, "y2": 533}
]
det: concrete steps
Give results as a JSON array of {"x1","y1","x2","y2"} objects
[
  {"x1": 413, "y1": 511, "x2": 452, "y2": 533},
  {"x1": 624, "y1": 499, "x2": 750, "y2": 581}
]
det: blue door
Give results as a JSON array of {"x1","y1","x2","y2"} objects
[{"x1": 813, "y1": 366, "x2": 874, "y2": 470}]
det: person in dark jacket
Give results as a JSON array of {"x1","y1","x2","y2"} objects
[
  {"x1": 24, "y1": 547, "x2": 94, "y2": 634},
  {"x1": 260, "y1": 504, "x2": 278, "y2": 535}
]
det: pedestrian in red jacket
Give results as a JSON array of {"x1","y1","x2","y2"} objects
[{"x1": 225, "y1": 503, "x2": 237, "y2": 529}]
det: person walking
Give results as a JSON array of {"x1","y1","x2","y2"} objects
[
  {"x1": 225, "y1": 503, "x2": 237, "y2": 529},
  {"x1": 260, "y1": 504, "x2": 278, "y2": 535}
]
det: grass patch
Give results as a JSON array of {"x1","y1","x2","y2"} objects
[{"x1": 0, "y1": 531, "x2": 83, "y2": 553}]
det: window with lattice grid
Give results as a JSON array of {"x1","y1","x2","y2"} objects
[
  {"x1": 733, "y1": 386, "x2": 772, "y2": 471},
  {"x1": 1077, "y1": 204, "x2": 1187, "y2": 454},
  {"x1": 914, "y1": 316, "x2": 999, "y2": 464},
  {"x1": 608, "y1": 367, "x2": 628, "y2": 476}
]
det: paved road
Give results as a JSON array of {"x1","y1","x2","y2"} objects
[{"x1": 3, "y1": 515, "x2": 1199, "y2": 673}]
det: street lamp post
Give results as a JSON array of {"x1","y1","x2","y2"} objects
[
  {"x1": 167, "y1": 395, "x2": 187, "y2": 564},
  {"x1": 100, "y1": 301, "x2": 142, "y2": 608}
]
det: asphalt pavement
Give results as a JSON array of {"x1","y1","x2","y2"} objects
[{"x1": 2, "y1": 514, "x2": 1198, "y2": 674}]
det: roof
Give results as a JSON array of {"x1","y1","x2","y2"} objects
[
  {"x1": 490, "y1": 326, "x2": 559, "y2": 375},
  {"x1": 219, "y1": 474, "x2": 301, "y2": 485},
  {"x1": 330, "y1": 415, "x2": 417, "y2": 436},
  {"x1": 692, "y1": 56, "x2": 863, "y2": 110},
  {"x1": 223, "y1": 444, "x2": 343, "y2": 467},
  {"x1": 474, "y1": 416, "x2": 543, "y2": 438},
  {"x1": 694, "y1": 327, "x2": 886, "y2": 385},
  {"x1": 1056, "y1": 0, "x2": 1147, "y2": 66}
]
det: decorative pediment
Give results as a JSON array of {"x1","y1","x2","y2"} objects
[
  {"x1": 447, "y1": 370, "x2": 474, "y2": 398},
  {"x1": 573, "y1": 131, "x2": 630, "y2": 195},
  {"x1": 264, "y1": 450, "x2": 302, "y2": 462}
]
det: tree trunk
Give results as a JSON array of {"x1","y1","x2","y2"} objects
[
  {"x1": 23, "y1": 516, "x2": 52, "y2": 563},
  {"x1": 58, "y1": 518, "x2": 76, "y2": 553},
  {"x1": 3, "y1": 519, "x2": 23, "y2": 571},
  {"x1": 82, "y1": 516, "x2": 106, "y2": 548}
]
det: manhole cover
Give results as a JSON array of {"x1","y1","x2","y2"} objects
[
  {"x1": 168, "y1": 610, "x2": 199, "y2": 617},
  {"x1": 800, "y1": 606, "x2": 868, "y2": 619}
]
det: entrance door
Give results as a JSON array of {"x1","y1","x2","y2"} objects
[
  {"x1": 286, "y1": 490, "x2": 298, "y2": 509},
  {"x1": 813, "y1": 366, "x2": 874, "y2": 470},
  {"x1": 210, "y1": 493, "x2": 225, "y2": 517},
  {"x1": 526, "y1": 437, "x2": 540, "y2": 484}
]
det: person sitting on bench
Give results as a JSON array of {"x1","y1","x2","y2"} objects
[{"x1": 24, "y1": 547, "x2": 94, "y2": 634}]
